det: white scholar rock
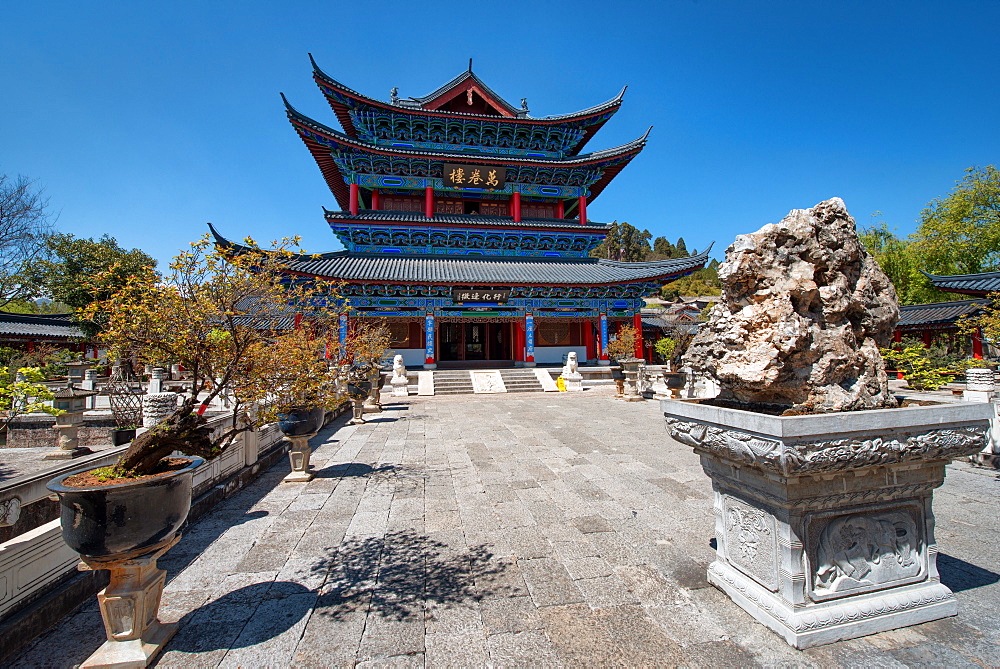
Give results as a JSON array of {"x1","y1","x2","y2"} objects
[{"x1": 683, "y1": 198, "x2": 898, "y2": 413}]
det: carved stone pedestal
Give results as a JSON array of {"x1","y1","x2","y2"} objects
[
  {"x1": 663, "y1": 399, "x2": 992, "y2": 649},
  {"x1": 390, "y1": 377, "x2": 409, "y2": 397},
  {"x1": 619, "y1": 359, "x2": 644, "y2": 402},
  {"x1": 283, "y1": 433, "x2": 317, "y2": 483},
  {"x1": 78, "y1": 536, "x2": 180, "y2": 668},
  {"x1": 349, "y1": 400, "x2": 366, "y2": 425},
  {"x1": 563, "y1": 372, "x2": 583, "y2": 392}
]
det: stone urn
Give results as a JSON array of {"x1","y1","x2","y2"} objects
[
  {"x1": 663, "y1": 399, "x2": 991, "y2": 648},
  {"x1": 46, "y1": 456, "x2": 204, "y2": 667},
  {"x1": 278, "y1": 407, "x2": 325, "y2": 483},
  {"x1": 663, "y1": 371, "x2": 687, "y2": 399},
  {"x1": 347, "y1": 379, "x2": 372, "y2": 425}
]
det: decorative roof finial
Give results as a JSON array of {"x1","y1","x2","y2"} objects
[
  {"x1": 520, "y1": 97, "x2": 529, "y2": 112},
  {"x1": 390, "y1": 87, "x2": 399, "y2": 105},
  {"x1": 468, "y1": 57, "x2": 473, "y2": 72}
]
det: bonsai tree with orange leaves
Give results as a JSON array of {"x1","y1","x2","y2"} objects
[{"x1": 81, "y1": 234, "x2": 347, "y2": 478}]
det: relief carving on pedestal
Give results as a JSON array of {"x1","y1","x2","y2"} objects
[
  {"x1": 811, "y1": 509, "x2": 923, "y2": 600},
  {"x1": 665, "y1": 417, "x2": 986, "y2": 476},
  {"x1": 723, "y1": 496, "x2": 778, "y2": 591}
]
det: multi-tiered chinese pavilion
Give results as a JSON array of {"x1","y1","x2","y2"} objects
[{"x1": 214, "y1": 56, "x2": 708, "y2": 368}]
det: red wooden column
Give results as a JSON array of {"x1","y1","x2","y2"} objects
[
  {"x1": 349, "y1": 183, "x2": 359, "y2": 215},
  {"x1": 556, "y1": 200, "x2": 565, "y2": 219},
  {"x1": 578, "y1": 196, "x2": 587, "y2": 224},
  {"x1": 922, "y1": 330, "x2": 933, "y2": 347},
  {"x1": 973, "y1": 327, "x2": 984, "y2": 360},
  {"x1": 893, "y1": 330, "x2": 904, "y2": 379},
  {"x1": 584, "y1": 320, "x2": 596, "y2": 362},
  {"x1": 633, "y1": 312, "x2": 644, "y2": 359},
  {"x1": 371, "y1": 188, "x2": 380, "y2": 211},
  {"x1": 424, "y1": 187, "x2": 434, "y2": 218},
  {"x1": 513, "y1": 320, "x2": 525, "y2": 363},
  {"x1": 512, "y1": 192, "x2": 521, "y2": 223}
]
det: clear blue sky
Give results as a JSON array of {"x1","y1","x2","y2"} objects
[{"x1": 3, "y1": 1, "x2": 999, "y2": 269}]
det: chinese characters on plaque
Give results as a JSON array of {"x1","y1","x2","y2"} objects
[
  {"x1": 443, "y1": 164, "x2": 506, "y2": 190},
  {"x1": 452, "y1": 289, "x2": 511, "y2": 304}
]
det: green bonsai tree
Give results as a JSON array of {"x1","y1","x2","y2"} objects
[{"x1": 1, "y1": 366, "x2": 63, "y2": 431}]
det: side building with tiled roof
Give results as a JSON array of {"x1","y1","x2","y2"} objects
[
  {"x1": 0, "y1": 311, "x2": 92, "y2": 356},
  {"x1": 221, "y1": 58, "x2": 707, "y2": 368},
  {"x1": 895, "y1": 270, "x2": 999, "y2": 358}
]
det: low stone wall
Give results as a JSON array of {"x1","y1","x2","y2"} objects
[{"x1": 5, "y1": 416, "x2": 119, "y2": 449}]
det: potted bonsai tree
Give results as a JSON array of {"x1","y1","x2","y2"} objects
[
  {"x1": 45, "y1": 234, "x2": 347, "y2": 667},
  {"x1": 606, "y1": 324, "x2": 643, "y2": 401},
  {"x1": 1, "y1": 365, "x2": 63, "y2": 444},
  {"x1": 341, "y1": 320, "x2": 392, "y2": 424}
]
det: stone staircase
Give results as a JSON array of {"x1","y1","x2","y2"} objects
[
  {"x1": 498, "y1": 368, "x2": 545, "y2": 393},
  {"x1": 432, "y1": 370, "x2": 475, "y2": 395},
  {"x1": 430, "y1": 368, "x2": 546, "y2": 395}
]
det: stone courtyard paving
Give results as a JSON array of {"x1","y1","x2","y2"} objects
[{"x1": 13, "y1": 388, "x2": 1000, "y2": 667}]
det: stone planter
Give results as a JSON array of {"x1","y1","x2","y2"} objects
[
  {"x1": 111, "y1": 428, "x2": 137, "y2": 446},
  {"x1": 46, "y1": 456, "x2": 204, "y2": 667},
  {"x1": 618, "y1": 358, "x2": 644, "y2": 402},
  {"x1": 662, "y1": 399, "x2": 991, "y2": 649},
  {"x1": 278, "y1": 407, "x2": 324, "y2": 483},
  {"x1": 663, "y1": 372, "x2": 687, "y2": 399}
]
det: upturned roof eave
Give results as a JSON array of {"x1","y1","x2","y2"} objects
[
  {"x1": 309, "y1": 55, "x2": 624, "y2": 126},
  {"x1": 207, "y1": 224, "x2": 710, "y2": 284},
  {"x1": 286, "y1": 101, "x2": 648, "y2": 166}
]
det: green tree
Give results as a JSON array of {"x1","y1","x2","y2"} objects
[
  {"x1": 660, "y1": 260, "x2": 721, "y2": 300},
  {"x1": 32, "y1": 234, "x2": 156, "y2": 335},
  {"x1": 858, "y1": 167, "x2": 1000, "y2": 305},
  {"x1": 913, "y1": 166, "x2": 1000, "y2": 276},
  {"x1": 652, "y1": 236, "x2": 676, "y2": 258},
  {"x1": 1, "y1": 366, "x2": 62, "y2": 431},
  {"x1": 857, "y1": 219, "x2": 948, "y2": 305},
  {"x1": 591, "y1": 221, "x2": 652, "y2": 261}
]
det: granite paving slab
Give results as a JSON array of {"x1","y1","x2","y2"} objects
[{"x1": 11, "y1": 387, "x2": 1000, "y2": 666}]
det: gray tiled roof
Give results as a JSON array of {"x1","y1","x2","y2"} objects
[
  {"x1": 283, "y1": 250, "x2": 709, "y2": 285},
  {"x1": 924, "y1": 270, "x2": 1000, "y2": 296},
  {"x1": 0, "y1": 312, "x2": 83, "y2": 339},
  {"x1": 897, "y1": 299, "x2": 989, "y2": 328},
  {"x1": 323, "y1": 210, "x2": 610, "y2": 231}
]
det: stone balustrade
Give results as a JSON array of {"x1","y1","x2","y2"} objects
[{"x1": 0, "y1": 412, "x2": 286, "y2": 635}]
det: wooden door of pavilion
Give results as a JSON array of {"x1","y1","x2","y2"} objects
[{"x1": 438, "y1": 322, "x2": 511, "y2": 362}]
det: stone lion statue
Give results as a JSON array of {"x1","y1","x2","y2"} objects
[
  {"x1": 563, "y1": 351, "x2": 579, "y2": 376},
  {"x1": 391, "y1": 354, "x2": 406, "y2": 381}
]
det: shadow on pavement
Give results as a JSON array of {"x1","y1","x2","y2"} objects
[
  {"x1": 938, "y1": 552, "x2": 1000, "y2": 592},
  {"x1": 310, "y1": 529, "x2": 510, "y2": 621},
  {"x1": 165, "y1": 581, "x2": 313, "y2": 652}
]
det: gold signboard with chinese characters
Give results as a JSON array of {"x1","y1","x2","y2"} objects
[
  {"x1": 443, "y1": 164, "x2": 506, "y2": 190},
  {"x1": 453, "y1": 288, "x2": 511, "y2": 304}
]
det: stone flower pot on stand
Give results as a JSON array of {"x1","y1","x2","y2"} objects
[
  {"x1": 363, "y1": 367, "x2": 384, "y2": 414},
  {"x1": 46, "y1": 456, "x2": 204, "y2": 667},
  {"x1": 617, "y1": 357, "x2": 645, "y2": 402},
  {"x1": 278, "y1": 407, "x2": 325, "y2": 483},
  {"x1": 347, "y1": 380, "x2": 372, "y2": 425},
  {"x1": 663, "y1": 371, "x2": 687, "y2": 399},
  {"x1": 664, "y1": 400, "x2": 990, "y2": 649}
]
